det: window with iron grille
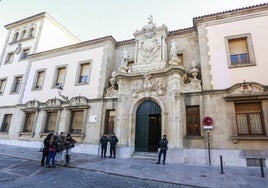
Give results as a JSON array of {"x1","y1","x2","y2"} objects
[{"x1": 235, "y1": 103, "x2": 265, "y2": 135}]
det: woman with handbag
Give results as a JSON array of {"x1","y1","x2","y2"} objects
[{"x1": 46, "y1": 134, "x2": 58, "y2": 168}]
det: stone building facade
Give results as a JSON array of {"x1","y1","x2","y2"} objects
[{"x1": 0, "y1": 4, "x2": 268, "y2": 167}]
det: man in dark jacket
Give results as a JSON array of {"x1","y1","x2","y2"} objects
[
  {"x1": 100, "y1": 134, "x2": 108, "y2": 158},
  {"x1": 41, "y1": 132, "x2": 53, "y2": 166},
  {"x1": 109, "y1": 133, "x2": 118, "y2": 158},
  {"x1": 156, "y1": 135, "x2": 168, "y2": 165}
]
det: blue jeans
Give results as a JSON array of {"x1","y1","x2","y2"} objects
[{"x1": 47, "y1": 150, "x2": 57, "y2": 166}]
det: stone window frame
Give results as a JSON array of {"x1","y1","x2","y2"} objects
[
  {"x1": 0, "y1": 114, "x2": 13, "y2": 133},
  {"x1": 225, "y1": 97, "x2": 268, "y2": 143},
  {"x1": 52, "y1": 65, "x2": 68, "y2": 88},
  {"x1": 0, "y1": 77, "x2": 7, "y2": 95},
  {"x1": 20, "y1": 30, "x2": 27, "y2": 40},
  {"x1": 225, "y1": 33, "x2": 255, "y2": 68},
  {"x1": 10, "y1": 74, "x2": 23, "y2": 94},
  {"x1": 32, "y1": 68, "x2": 46, "y2": 90},
  {"x1": 12, "y1": 32, "x2": 19, "y2": 43},
  {"x1": 19, "y1": 109, "x2": 39, "y2": 137},
  {"x1": 234, "y1": 102, "x2": 265, "y2": 136},
  {"x1": 75, "y1": 60, "x2": 92, "y2": 85},
  {"x1": 4, "y1": 51, "x2": 15, "y2": 64},
  {"x1": 19, "y1": 47, "x2": 30, "y2": 60},
  {"x1": 42, "y1": 110, "x2": 61, "y2": 134},
  {"x1": 27, "y1": 27, "x2": 35, "y2": 38},
  {"x1": 65, "y1": 105, "x2": 89, "y2": 138}
]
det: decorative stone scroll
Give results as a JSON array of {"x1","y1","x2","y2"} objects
[{"x1": 131, "y1": 74, "x2": 167, "y2": 97}]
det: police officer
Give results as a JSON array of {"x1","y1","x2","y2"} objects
[
  {"x1": 156, "y1": 135, "x2": 168, "y2": 165},
  {"x1": 109, "y1": 133, "x2": 118, "y2": 158},
  {"x1": 100, "y1": 134, "x2": 108, "y2": 158}
]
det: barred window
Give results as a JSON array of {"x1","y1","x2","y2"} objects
[{"x1": 235, "y1": 103, "x2": 264, "y2": 135}]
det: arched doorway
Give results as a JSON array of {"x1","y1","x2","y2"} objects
[{"x1": 135, "y1": 100, "x2": 161, "y2": 152}]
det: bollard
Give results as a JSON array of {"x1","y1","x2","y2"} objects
[
  {"x1": 260, "y1": 158, "x2": 265, "y2": 178},
  {"x1": 220, "y1": 155, "x2": 224, "y2": 174}
]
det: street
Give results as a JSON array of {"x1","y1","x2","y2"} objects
[{"x1": 0, "y1": 155, "x2": 189, "y2": 188}]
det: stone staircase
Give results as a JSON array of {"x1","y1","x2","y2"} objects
[{"x1": 132, "y1": 152, "x2": 158, "y2": 161}]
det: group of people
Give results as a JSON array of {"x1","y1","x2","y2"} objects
[
  {"x1": 41, "y1": 131, "x2": 76, "y2": 168},
  {"x1": 99, "y1": 133, "x2": 118, "y2": 158},
  {"x1": 41, "y1": 132, "x2": 168, "y2": 167}
]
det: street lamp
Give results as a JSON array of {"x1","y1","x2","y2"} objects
[{"x1": 57, "y1": 84, "x2": 68, "y2": 101}]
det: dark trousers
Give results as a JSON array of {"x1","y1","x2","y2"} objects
[
  {"x1": 41, "y1": 148, "x2": 49, "y2": 166},
  {"x1": 101, "y1": 145, "x2": 107, "y2": 158},
  {"x1": 158, "y1": 149, "x2": 167, "y2": 164},
  {"x1": 110, "y1": 145, "x2": 116, "y2": 158},
  {"x1": 47, "y1": 150, "x2": 57, "y2": 166}
]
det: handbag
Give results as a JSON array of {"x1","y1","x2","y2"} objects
[{"x1": 39, "y1": 148, "x2": 44, "y2": 152}]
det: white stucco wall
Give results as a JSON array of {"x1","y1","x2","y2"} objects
[
  {"x1": 22, "y1": 47, "x2": 104, "y2": 103},
  {"x1": 36, "y1": 17, "x2": 79, "y2": 53},
  {"x1": 206, "y1": 14, "x2": 268, "y2": 89}
]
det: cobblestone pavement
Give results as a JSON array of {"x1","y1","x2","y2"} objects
[
  {"x1": 0, "y1": 155, "x2": 189, "y2": 188},
  {"x1": 0, "y1": 144, "x2": 267, "y2": 188}
]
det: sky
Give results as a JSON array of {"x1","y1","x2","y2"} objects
[{"x1": 0, "y1": 0, "x2": 267, "y2": 51}]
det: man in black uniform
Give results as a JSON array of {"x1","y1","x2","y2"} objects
[
  {"x1": 100, "y1": 134, "x2": 108, "y2": 158},
  {"x1": 109, "y1": 133, "x2": 118, "y2": 158},
  {"x1": 156, "y1": 135, "x2": 168, "y2": 165}
]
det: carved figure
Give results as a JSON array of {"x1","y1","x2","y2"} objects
[
  {"x1": 109, "y1": 71, "x2": 118, "y2": 89},
  {"x1": 119, "y1": 48, "x2": 130, "y2": 72},
  {"x1": 170, "y1": 39, "x2": 177, "y2": 57},
  {"x1": 122, "y1": 48, "x2": 129, "y2": 62},
  {"x1": 142, "y1": 15, "x2": 156, "y2": 38}
]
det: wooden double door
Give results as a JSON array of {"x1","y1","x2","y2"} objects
[{"x1": 135, "y1": 100, "x2": 161, "y2": 152}]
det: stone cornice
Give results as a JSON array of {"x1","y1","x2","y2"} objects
[
  {"x1": 29, "y1": 36, "x2": 117, "y2": 61},
  {"x1": 115, "y1": 66, "x2": 187, "y2": 80},
  {"x1": 4, "y1": 12, "x2": 46, "y2": 29},
  {"x1": 193, "y1": 3, "x2": 268, "y2": 27},
  {"x1": 168, "y1": 27, "x2": 196, "y2": 37}
]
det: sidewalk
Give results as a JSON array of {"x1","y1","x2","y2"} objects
[{"x1": 0, "y1": 144, "x2": 267, "y2": 188}]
